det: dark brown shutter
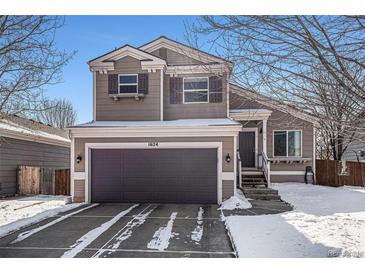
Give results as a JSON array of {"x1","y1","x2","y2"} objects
[
  {"x1": 138, "y1": 73, "x2": 149, "y2": 94},
  {"x1": 170, "y1": 77, "x2": 183, "y2": 104},
  {"x1": 209, "y1": 76, "x2": 223, "y2": 103},
  {"x1": 108, "y1": 74, "x2": 118, "y2": 95}
]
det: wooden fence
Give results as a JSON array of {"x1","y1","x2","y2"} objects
[
  {"x1": 17, "y1": 166, "x2": 70, "y2": 195},
  {"x1": 316, "y1": 159, "x2": 365, "y2": 187}
]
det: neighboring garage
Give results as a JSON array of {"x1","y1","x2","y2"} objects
[{"x1": 91, "y1": 148, "x2": 218, "y2": 204}]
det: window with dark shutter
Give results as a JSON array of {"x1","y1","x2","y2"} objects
[
  {"x1": 170, "y1": 77, "x2": 183, "y2": 104},
  {"x1": 209, "y1": 76, "x2": 223, "y2": 103},
  {"x1": 138, "y1": 73, "x2": 149, "y2": 94},
  {"x1": 108, "y1": 74, "x2": 118, "y2": 95}
]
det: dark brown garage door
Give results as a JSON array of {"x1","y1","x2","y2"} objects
[{"x1": 91, "y1": 148, "x2": 217, "y2": 204}]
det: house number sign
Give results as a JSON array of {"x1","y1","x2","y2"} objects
[{"x1": 148, "y1": 142, "x2": 159, "y2": 147}]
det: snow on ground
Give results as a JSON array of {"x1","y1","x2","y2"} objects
[
  {"x1": 191, "y1": 207, "x2": 204, "y2": 244},
  {"x1": 0, "y1": 195, "x2": 80, "y2": 238},
  {"x1": 11, "y1": 204, "x2": 98, "y2": 244},
  {"x1": 226, "y1": 183, "x2": 365, "y2": 258},
  {"x1": 219, "y1": 189, "x2": 252, "y2": 210},
  {"x1": 147, "y1": 212, "x2": 178, "y2": 251},
  {"x1": 62, "y1": 204, "x2": 139, "y2": 258},
  {"x1": 93, "y1": 205, "x2": 156, "y2": 258}
]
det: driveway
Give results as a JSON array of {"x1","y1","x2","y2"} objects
[{"x1": 0, "y1": 203, "x2": 236, "y2": 258}]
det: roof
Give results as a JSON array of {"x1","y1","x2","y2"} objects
[
  {"x1": 69, "y1": 118, "x2": 241, "y2": 128},
  {"x1": 88, "y1": 44, "x2": 165, "y2": 65},
  {"x1": 139, "y1": 36, "x2": 232, "y2": 64},
  {"x1": 229, "y1": 83, "x2": 318, "y2": 125},
  {"x1": 88, "y1": 36, "x2": 232, "y2": 67},
  {"x1": 0, "y1": 115, "x2": 70, "y2": 147}
]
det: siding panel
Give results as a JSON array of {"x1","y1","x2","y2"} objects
[
  {"x1": 95, "y1": 56, "x2": 161, "y2": 121},
  {"x1": 0, "y1": 137, "x2": 70, "y2": 196}
]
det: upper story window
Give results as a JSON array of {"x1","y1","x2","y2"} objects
[
  {"x1": 183, "y1": 77, "x2": 209, "y2": 103},
  {"x1": 273, "y1": 130, "x2": 302, "y2": 157},
  {"x1": 119, "y1": 74, "x2": 138, "y2": 94}
]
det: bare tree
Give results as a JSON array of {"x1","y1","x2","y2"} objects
[
  {"x1": 188, "y1": 16, "x2": 365, "y2": 160},
  {"x1": 35, "y1": 98, "x2": 77, "y2": 128},
  {"x1": 0, "y1": 16, "x2": 74, "y2": 118}
]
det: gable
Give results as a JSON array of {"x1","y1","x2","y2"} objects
[
  {"x1": 229, "y1": 84, "x2": 318, "y2": 125},
  {"x1": 140, "y1": 36, "x2": 231, "y2": 66},
  {"x1": 151, "y1": 47, "x2": 205, "y2": 66}
]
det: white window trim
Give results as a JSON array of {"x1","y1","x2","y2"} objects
[
  {"x1": 182, "y1": 77, "x2": 209, "y2": 104},
  {"x1": 273, "y1": 130, "x2": 303, "y2": 158},
  {"x1": 118, "y1": 74, "x2": 138, "y2": 95}
]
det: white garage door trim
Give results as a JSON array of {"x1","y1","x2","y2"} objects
[{"x1": 84, "y1": 142, "x2": 223, "y2": 204}]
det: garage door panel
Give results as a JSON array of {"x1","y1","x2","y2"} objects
[{"x1": 91, "y1": 148, "x2": 217, "y2": 203}]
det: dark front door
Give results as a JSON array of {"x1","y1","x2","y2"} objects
[
  {"x1": 91, "y1": 148, "x2": 217, "y2": 204},
  {"x1": 239, "y1": 131, "x2": 256, "y2": 168}
]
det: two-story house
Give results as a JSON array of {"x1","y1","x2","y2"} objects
[{"x1": 69, "y1": 36, "x2": 316, "y2": 204}]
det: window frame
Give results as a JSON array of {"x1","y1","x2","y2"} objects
[
  {"x1": 273, "y1": 129, "x2": 303, "y2": 157},
  {"x1": 118, "y1": 74, "x2": 138, "y2": 94},
  {"x1": 182, "y1": 77, "x2": 209, "y2": 104}
]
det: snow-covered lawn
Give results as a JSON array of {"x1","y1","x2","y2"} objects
[
  {"x1": 0, "y1": 195, "x2": 81, "y2": 238},
  {"x1": 226, "y1": 183, "x2": 365, "y2": 258}
]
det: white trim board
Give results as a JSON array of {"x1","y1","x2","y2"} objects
[{"x1": 83, "y1": 142, "x2": 224, "y2": 204}]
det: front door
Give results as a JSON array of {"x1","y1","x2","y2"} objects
[{"x1": 239, "y1": 131, "x2": 256, "y2": 168}]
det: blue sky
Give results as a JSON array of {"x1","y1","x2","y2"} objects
[{"x1": 47, "y1": 16, "x2": 198, "y2": 123}]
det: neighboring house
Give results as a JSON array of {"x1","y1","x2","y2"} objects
[
  {"x1": 342, "y1": 131, "x2": 365, "y2": 162},
  {"x1": 69, "y1": 36, "x2": 317, "y2": 204},
  {"x1": 0, "y1": 115, "x2": 71, "y2": 196}
]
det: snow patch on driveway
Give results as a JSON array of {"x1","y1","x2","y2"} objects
[
  {"x1": 62, "y1": 204, "x2": 139, "y2": 258},
  {"x1": 191, "y1": 207, "x2": 204, "y2": 243},
  {"x1": 219, "y1": 189, "x2": 252, "y2": 210},
  {"x1": 11, "y1": 204, "x2": 99, "y2": 244},
  {"x1": 93, "y1": 206, "x2": 156, "y2": 258},
  {"x1": 226, "y1": 183, "x2": 365, "y2": 258},
  {"x1": 147, "y1": 212, "x2": 178, "y2": 251},
  {"x1": 0, "y1": 195, "x2": 81, "y2": 238}
]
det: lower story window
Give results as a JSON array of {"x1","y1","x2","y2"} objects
[{"x1": 273, "y1": 130, "x2": 302, "y2": 157}]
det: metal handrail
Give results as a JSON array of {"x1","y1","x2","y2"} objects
[{"x1": 262, "y1": 151, "x2": 271, "y2": 187}]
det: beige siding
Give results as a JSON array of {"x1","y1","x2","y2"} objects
[
  {"x1": 74, "y1": 136, "x2": 234, "y2": 173},
  {"x1": 222, "y1": 180, "x2": 234, "y2": 200},
  {"x1": 271, "y1": 175, "x2": 305, "y2": 183},
  {"x1": 151, "y1": 48, "x2": 204, "y2": 65},
  {"x1": 74, "y1": 179, "x2": 85, "y2": 202},
  {"x1": 95, "y1": 56, "x2": 161, "y2": 121},
  {"x1": 230, "y1": 92, "x2": 314, "y2": 173},
  {"x1": 164, "y1": 73, "x2": 228, "y2": 120}
]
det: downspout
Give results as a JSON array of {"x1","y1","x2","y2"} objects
[
  {"x1": 92, "y1": 70, "x2": 96, "y2": 121},
  {"x1": 160, "y1": 69, "x2": 164, "y2": 121}
]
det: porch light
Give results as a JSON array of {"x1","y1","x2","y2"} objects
[
  {"x1": 225, "y1": 153, "x2": 231, "y2": 163},
  {"x1": 76, "y1": 154, "x2": 82, "y2": 164}
]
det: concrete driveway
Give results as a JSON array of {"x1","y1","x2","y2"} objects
[{"x1": 0, "y1": 203, "x2": 236, "y2": 258}]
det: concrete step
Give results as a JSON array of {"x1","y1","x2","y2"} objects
[
  {"x1": 241, "y1": 187, "x2": 281, "y2": 200},
  {"x1": 242, "y1": 177, "x2": 266, "y2": 182},
  {"x1": 242, "y1": 181, "x2": 266, "y2": 186},
  {"x1": 245, "y1": 193, "x2": 281, "y2": 200},
  {"x1": 242, "y1": 188, "x2": 278, "y2": 195}
]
